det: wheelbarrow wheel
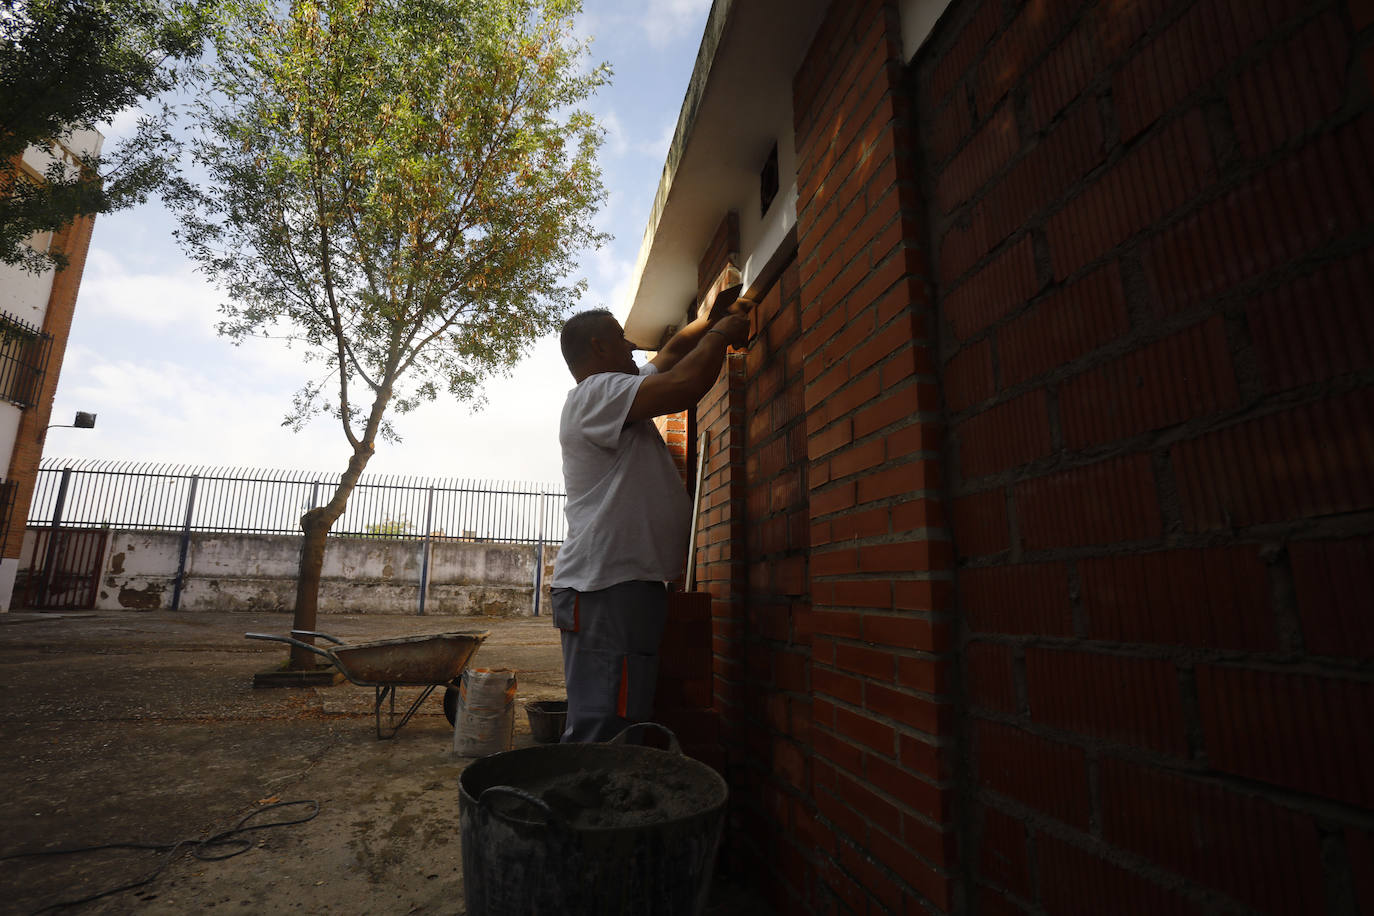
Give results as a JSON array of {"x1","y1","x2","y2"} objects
[{"x1": 443, "y1": 683, "x2": 460, "y2": 726}]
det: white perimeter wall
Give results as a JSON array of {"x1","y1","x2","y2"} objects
[{"x1": 19, "y1": 528, "x2": 559, "y2": 616}]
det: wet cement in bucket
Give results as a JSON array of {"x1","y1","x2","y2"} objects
[{"x1": 521, "y1": 767, "x2": 703, "y2": 828}]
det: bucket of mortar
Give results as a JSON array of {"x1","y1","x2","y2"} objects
[{"x1": 458, "y1": 723, "x2": 727, "y2": 916}]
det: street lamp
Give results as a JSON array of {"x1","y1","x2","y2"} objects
[
  {"x1": 41, "y1": 411, "x2": 96, "y2": 445},
  {"x1": 50, "y1": 411, "x2": 96, "y2": 430}
]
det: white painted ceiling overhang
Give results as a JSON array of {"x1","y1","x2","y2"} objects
[
  {"x1": 621, "y1": 0, "x2": 828, "y2": 349},
  {"x1": 621, "y1": 0, "x2": 955, "y2": 349}
]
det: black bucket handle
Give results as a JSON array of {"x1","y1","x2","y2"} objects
[
  {"x1": 478, "y1": 785, "x2": 566, "y2": 827},
  {"x1": 607, "y1": 722, "x2": 681, "y2": 754}
]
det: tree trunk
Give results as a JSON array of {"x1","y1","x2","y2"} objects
[{"x1": 287, "y1": 443, "x2": 377, "y2": 669}]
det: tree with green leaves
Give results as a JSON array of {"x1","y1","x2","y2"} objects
[
  {"x1": 1, "y1": 0, "x2": 208, "y2": 271},
  {"x1": 177, "y1": 0, "x2": 607, "y2": 668}
]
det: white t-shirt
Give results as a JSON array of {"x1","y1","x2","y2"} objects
[{"x1": 552, "y1": 364, "x2": 692, "y2": 592}]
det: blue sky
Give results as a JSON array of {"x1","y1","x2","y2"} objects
[{"x1": 47, "y1": 0, "x2": 713, "y2": 486}]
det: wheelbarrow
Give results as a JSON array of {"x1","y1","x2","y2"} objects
[{"x1": 246, "y1": 629, "x2": 489, "y2": 739}]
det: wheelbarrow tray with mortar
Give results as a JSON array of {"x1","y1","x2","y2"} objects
[{"x1": 245, "y1": 629, "x2": 488, "y2": 739}]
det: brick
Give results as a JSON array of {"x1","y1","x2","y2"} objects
[
  {"x1": 943, "y1": 235, "x2": 1040, "y2": 340},
  {"x1": 829, "y1": 578, "x2": 892, "y2": 609},
  {"x1": 951, "y1": 488, "x2": 1010, "y2": 557},
  {"x1": 838, "y1": 838, "x2": 903, "y2": 912},
  {"x1": 829, "y1": 438, "x2": 885, "y2": 479},
  {"x1": 854, "y1": 389, "x2": 921, "y2": 439},
  {"x1": 1113, "y1": 0, "x2": 1306, "y2": 139},
  {"x1": 1143, "y1": 111, "x2": 1374, "y2": 316},
  {"x1": 1228, "y1": 11, "x2": 1349, "y2": 158},
  {"x1": 943, "y1": 339, "x2": 995, "y2": 412},
  {"x1": 926, "y1": 0, "x2": 1003, "y2": 106},
  {"x1": 815, "y1": 666, "x2": 864, "y2": 706},
  {"x1": 1015, "y1": 454, "x2": 1162, "y2": 549},
  {"x1": 961, "y1": 562, "x2": 1072, "y2": 636},
  {"x1": 1100, "y1": 757, "x2": 1324, "y2": 914},
  {"x1": 1059, "y1": 317, "x2": 1239, "y2": 447},
  {"x1": 1080, "y1": 546, "x2": 1277, "y2": 649},
  {"x1": 977, "y1": 890, "x2": 1030, "y2": 916},
  {"x1": 893, "y1": 578, "x2": 953, "y2": 614},
  {"x1": 966, "y1": 641, "x2": 1017, "y2": 713},
  {"x1": 1096, "y1": 0, "x2": 1170, "y2": 59},
  {"x1": 937, "y1": 104, "x2": 1019, "y2": 214},
  {"x1": 1350, "y1": 828, "x2": 1374, "y2": 916},
  {"x1": 975, "y1": 0, "x2": 1080, "y2": 113},
  {"x1": 939, "y1": 207, "x2": 995, "y2": 286},
  {"x1": 898, "y1": 654, "x2": 949, "y2": 694},
  {"x1": 926, "y1": 91, "x2": 972, "y2": 167},
  {"x1": 1289, "y1": 536, "x2": 1374, "y2": 657},
  {"x1": 998, "y1": 261, "x2": 1129, "y2": 386},
  {"x1": 868, "y1": 825, "x2": 955, "y2": 910},
  {"x1": 1027, "y1": 14, "x2": 1102, "y2": 129},
  {"x1": 1246, "y1": 245, "x2": 1374, "y2": 392},
  {"x1": 1197, "y1": 665, "x2": 1374, "y2": 808},
  {"x1": 811, "y1": 482, "x2": 856, "y2": 517},
  {"x1": 856, "y1": 460, "x2": 940, "y2": 504},
  {"x1": 1048, "y1": 109, "x2": 1215, "y2": 280},
  {"x1": 867, "y1": 752, "x2": 948, "y2": 818},
  {"x1": 1354, "y1": 0, "x2": 1374, "y2": 30},
  {"x1": 900, "y1": 732, "x2": 950, "y2": 782},
  {"x1": 977, "y1": 721, "x2": 1090, "y2": 828},
  {"x1": 1026, "y1": 648, "x2": 1187, "y2": 755},
  {"x1": 1038, "y1": 835, "x2": 1204, "y2": 916},
  {"x1": 979, "y1": 100, "x2": 1106, "y2": 252},
  {"x1": 957, "y1": 390, "x2": 1052, "y2": 479},
  {"x1": 1172, "y1": 388, "x2": 1374, "y2": 531},
  {"x1": 834, "y1": 762, "x2": 902, "y2": 834},
  {"x1": 863, "y1": 611, "x2": 948, "y2": 651},
  {"x1": 834, "y1": 642, "x2": 897, "y2": 681},
  {"x1": 978, "y1": 806, "x2": 1030, "y2": 896}
]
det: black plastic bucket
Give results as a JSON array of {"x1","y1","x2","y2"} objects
[
  {"x1": 524, "y1": 699, "x2": 568, "y2": 744},
  {"x1": 458, "y1": 724, "x2": 727, "y2": 916}
]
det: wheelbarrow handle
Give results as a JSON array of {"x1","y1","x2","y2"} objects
[
  {"x1": 290, "y1": 629, "x2": 346, "y2": 645},
  {"x1": 244, "y1": 633, "x2": 335, "y2": 661}
]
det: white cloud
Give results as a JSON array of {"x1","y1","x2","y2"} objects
[
  {"x1": 641, "y1": 0, "x2": 711, "y2": 49},
  {"x1": 79, "y1": 247, "x2": 222, "y2": 333},
  {"x1": 636, "y1": 115, "x2": 679, "y2": 159}
]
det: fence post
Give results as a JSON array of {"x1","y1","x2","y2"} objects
[
  {"x1": 39, "y1": 467, "x2": 72, "y2": 607},
  {"x1": 171, "y1": 475, "x2": 200, "y2": 611},
  {"x1": 532, "y1": 490, "x2": 547, "y2": 616},
  {"x1": 417, "y1": 486, "x2": 434, "y2": 616}
]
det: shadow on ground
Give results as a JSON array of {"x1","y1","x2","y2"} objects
[{"x1": 0, "y1": 611, "x2": 768, "y2": 914}]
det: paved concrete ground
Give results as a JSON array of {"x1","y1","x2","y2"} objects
[{"x1": 0, "y1": 610, "x2": 761, "y2": 914}]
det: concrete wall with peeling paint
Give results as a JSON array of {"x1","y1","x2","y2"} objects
[{"x1": 81, "y1": 529, "x2": 559, "y2": 615}]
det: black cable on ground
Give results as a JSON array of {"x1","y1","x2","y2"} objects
[{"x1": 0, "y1": 799, "x2": 320, "y2": 913}]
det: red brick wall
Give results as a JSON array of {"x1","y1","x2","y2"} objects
[
  {"x1": 913, "y1": 0, "x2": 1374, "y2": 912},
  {"x1": 787, "y1": 0, "x2": 957, "y2": 910}
]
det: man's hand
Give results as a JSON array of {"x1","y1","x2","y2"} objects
[{"x1": 714, "y1": 312, "x2": 750, "y2": 348}]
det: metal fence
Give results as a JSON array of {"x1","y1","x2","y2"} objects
[{"x1": 27, "y1": 458, "x2": 567, "y2": 544}]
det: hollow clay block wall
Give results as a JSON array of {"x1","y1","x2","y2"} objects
[{"x1": 915, "y1": 0, "x2": 1374, "y2": 912}]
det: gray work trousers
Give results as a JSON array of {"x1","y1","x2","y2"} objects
[{"x1": 551, "y1": 581, "x2": 667, "y2": 743}]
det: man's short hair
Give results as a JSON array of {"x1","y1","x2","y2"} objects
[{"x1": 560, "y1": 308, "x2": 617, "y2": 368}]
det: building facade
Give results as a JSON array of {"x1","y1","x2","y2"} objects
[
  {"x1": 0, "y1": 132, "x2": 102, "y2": 609},
  {"x1": 636, "y1": 0, "x2": 1374, "y2": 912}
]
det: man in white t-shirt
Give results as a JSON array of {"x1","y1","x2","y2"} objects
[{"x1": 552, "y1": 304, "x2": 750, "y2": 742}]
